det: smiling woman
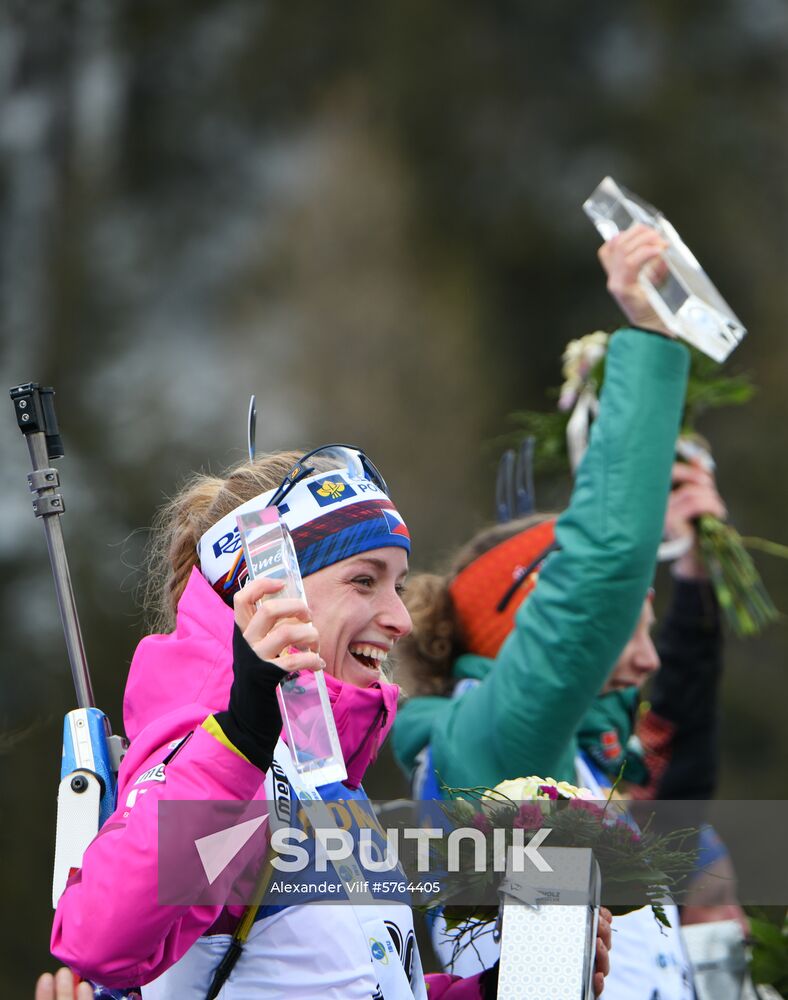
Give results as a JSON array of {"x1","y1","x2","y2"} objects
[
  {"x1": 303, "y1": 552, "x2": 411, "y2": 687},
  {"x1": 51, "y1": 444, "x2": 548, "y2": 999}
]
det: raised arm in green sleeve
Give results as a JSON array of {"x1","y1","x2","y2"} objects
[{"x1": 428, "y1": 328, "x2": 690, "y2": 789}]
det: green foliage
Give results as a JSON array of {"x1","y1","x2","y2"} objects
[
  {"x1": 683, "y1": 350, "x2": 756, "y2": 431},
  {"x1": 747, "y1": 908, "x2": 788, "y2": 996},
  {"x1": 501, "y1": 344, "x2": 756, "y2": 472},
  {"x1": 698, "y1": 515, "x2": 781, "y2": 637},
  {"x1": 495, "y1": 409, "x2": 569, "y2": 473}
]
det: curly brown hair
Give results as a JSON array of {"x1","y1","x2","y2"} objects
[{"x1": 395, "y1": 513, "x2": 554, "y2": 697}]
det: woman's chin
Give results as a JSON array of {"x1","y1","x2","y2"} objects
[{"x1": 340, "y1": 655, "x2": 382, "y2": 688}]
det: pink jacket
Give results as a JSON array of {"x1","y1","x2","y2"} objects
[{"x1": 51, "y1": 568, "x2": 481, "y2": 998}]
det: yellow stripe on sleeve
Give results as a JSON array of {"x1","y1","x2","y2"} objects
[{"x1": 202, "y1": 714, "x2": 252, "y2": 763}]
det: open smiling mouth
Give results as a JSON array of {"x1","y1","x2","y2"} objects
[{"x1": 349, "y1": 644, "x2": 388, "y2": 671}]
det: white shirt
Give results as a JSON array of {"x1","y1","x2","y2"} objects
[{"x1": 143, "y1": 902, "x2": 418, "y2": 1000}]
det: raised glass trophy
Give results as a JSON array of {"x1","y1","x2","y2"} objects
[
  {"x1": 583, "y1": 176, "x2": 746, "y2": 362},
  {"x1": 236, "y1": 507, "x2": 346, "y2": 787}
]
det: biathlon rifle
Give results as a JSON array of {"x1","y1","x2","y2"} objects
[{"x1": 10, "y1": 383, "x2": 128, "y2": 906}]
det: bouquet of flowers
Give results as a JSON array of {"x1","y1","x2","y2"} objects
[
  {"x1": 504, "y1": 331, "x2": 784, "y2": 637},
  {"x1": 430, "y1": 774, "x2": 698, "y2": 961}
]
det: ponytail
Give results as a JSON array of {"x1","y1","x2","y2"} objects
[{"x1": 143, "y1": 473, "x2": 226, "y2": 634}]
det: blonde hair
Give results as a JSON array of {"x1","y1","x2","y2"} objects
[
  {"x1": 143, "y1": 450, "x2": 338, "y2": 633},
  {"x1": 396, "y1": 513, "x2": 554, "y2": 696}
]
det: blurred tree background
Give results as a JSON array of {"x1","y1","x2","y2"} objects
[{"x1": 2, "y1": 0, "x2": 787, "y2": 990}]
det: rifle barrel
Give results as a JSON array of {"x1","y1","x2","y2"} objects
[{"x1": 17, "y1": 396, "x2": 96, "y2": 709}]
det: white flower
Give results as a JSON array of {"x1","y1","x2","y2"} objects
[
  {"x1": 482, "y1": 775, "x2": 594, "y2": 807},
  {"x1": 559, "y1": 332, "x2": 609, "y2": 411},
  {"x1": 558, "y1": 377, "x2": 583, "y2": 412},
  {"x1": 555, "y1": 780, "x2": 594, "y2": 800},
  {"x1": 483, "y1": 776, "x2": 543, "y2": 806}
]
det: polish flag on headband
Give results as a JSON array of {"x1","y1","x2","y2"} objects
[{"x1": 197, "y1": 467, "x2": 410, "y2": 601}]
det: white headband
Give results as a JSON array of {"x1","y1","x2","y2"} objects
[{"x1": 197, "y1": 467, "x2": 410, "y2": 599}]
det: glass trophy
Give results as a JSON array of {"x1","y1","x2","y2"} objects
[
  {"x1": 498, "y1": 846, "x2": 600, "y2": 1000},
  {"x1": 236, "y1": 507, "x2": 347, "y2": 787},
  {"x1": 583, "y1": 176, "x2": 746, "y2": 362}
]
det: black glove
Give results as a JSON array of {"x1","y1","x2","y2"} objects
[
  {"x1": 213, "y1": 624, "x2": 285, "y2": 773},
  {"x1": 479, "y1": 960, "x2": 499, "y2": 1000}
]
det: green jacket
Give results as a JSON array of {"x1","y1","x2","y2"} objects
[{"x1": 393, "y1": 329, "x2": 689, "y2": 791}]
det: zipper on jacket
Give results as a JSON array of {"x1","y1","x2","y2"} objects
[{"x1": 345, "y1": 703, "x2": 388, "y2": 771}]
